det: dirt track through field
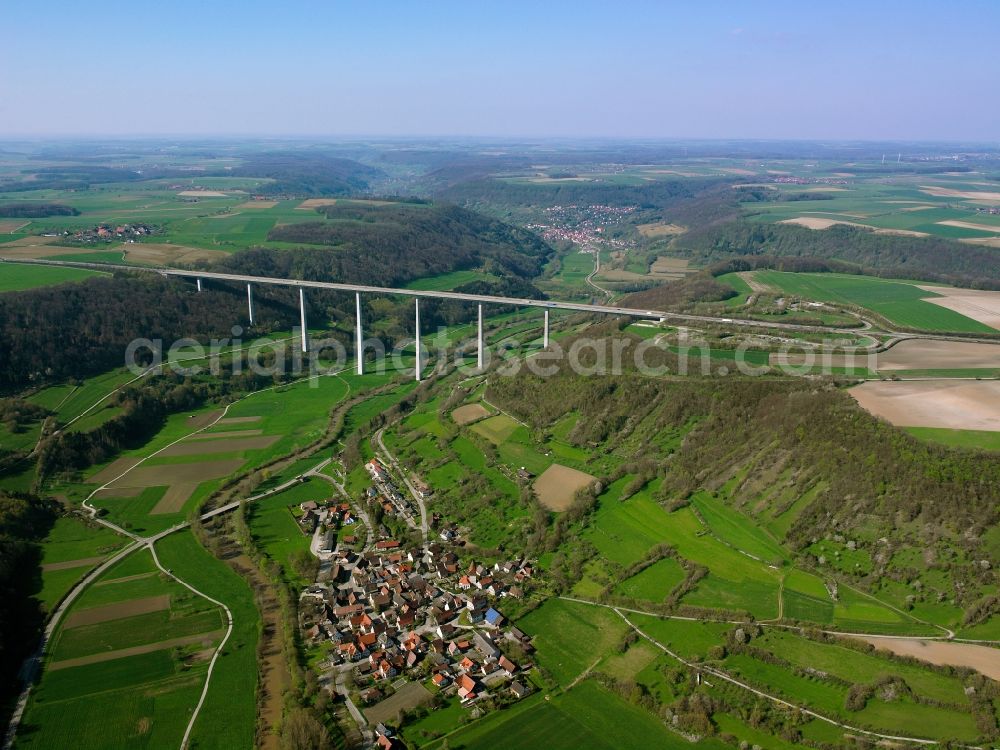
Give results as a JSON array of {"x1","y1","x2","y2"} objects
[
  {"x1": 850, "y1": 380, "x2": 1000, "y2": 431},
  {"x1": 49, "y1": 630, "x2": 224, "y2": 670},
  {"x1": 533, "y1": 464, "x2": 596, "y2": 511},
  {"x1": 65, "y1": 594, "x2": 170, "y2": 628},
  {"x1": 856, "y1": 636, "x2": 1000, "y2": 681},
  {"x1": 740, "y1": 271, "x2": 775, "y2": 294},
  {"x1": 451, "y1": 403, "x2": 490, "y2": 425}
]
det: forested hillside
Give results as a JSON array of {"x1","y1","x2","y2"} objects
[
  {"x1": 255, "y1": 201, "x2": 552, "y2": 286},
  {"x1": 486, "y1": 330, "x2": 1000, "y2": 620},
  {"x1": 0, "y1": 275, "x2": 299, "y2": 393},
  {"x1": 228, "y1": 152, "x2": 383, "y2": 196},
  {"x1": 0, "y1": 491, "x2": 56, "y2": 713},
  {"x1": 677, "y1": 219, "x2": 1000, "y2": 289},
  {"x1": 439, "y1": 176, "x2": 729, "y2": 210}
]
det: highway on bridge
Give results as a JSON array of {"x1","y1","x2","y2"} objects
[
  {"x1": 1, "y1": 256, "x2": 866, "y2": 334},
  {"x1": 5, "y1": 256, "x2": 1000, "y2": 347}
]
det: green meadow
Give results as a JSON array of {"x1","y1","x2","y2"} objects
[
  {"x1": 436, "y1": 680, "x2": 729, "y2": 750},
  {"x1": 753, "y1": 271, "x2": 993, "y2": 333},
  {"x1": 18, "y1": 546, "x2": 224, "y2": 750},
  {"x1": 0, "y1": 262, "x2": 103, "y2": 291}
]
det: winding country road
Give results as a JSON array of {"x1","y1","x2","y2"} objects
[
  {"x1": 3, "y1": 371, "x2": 349, "y2": 750},
  {"x1": 374, "y1": 426, "x2": 429, "y2": 543}
]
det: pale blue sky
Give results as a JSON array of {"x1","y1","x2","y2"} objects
[{"x1": 2, "y1": 1, "x2": 997, "y2": 140}]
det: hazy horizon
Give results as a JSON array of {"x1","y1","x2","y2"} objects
[{"x1": 2, "y1": 1, "x2": 999, "y2": 141}]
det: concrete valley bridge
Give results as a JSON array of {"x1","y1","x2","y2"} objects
[{"x1": 6, "y1": 257, "x2": 993, "y2": 374}]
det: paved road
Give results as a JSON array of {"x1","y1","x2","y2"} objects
[
  {"x1": 374, "y1": 426, "x2": 429, "y2": 543},
  {"x1": 8, "y1": 257, "x2": 1000, "y2": 348},
  {"x1": 3, "y1": 372, "x2": 349, "y2": 750},
  {"x1": 584, "y1": 249, "x2": 613, "y2": 299}
]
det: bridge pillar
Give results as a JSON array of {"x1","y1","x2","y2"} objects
[
  {"x1": 414, "y1": 298, "x2": 422, "y2": 382},
  {"x1": 196, "y1": 278, "x2": 202, "y2": 292},
  {"x1": 543, "y1": 309, "x2": 549, "y2": 348},
  {"x1": 299, "y1": 288, "x2": 308, "y2": 353},
  {"x1": 477, "y1": 304, "x2": 484, "y2": 371},
  {"x1": 355, "y1": 292, "x2": 363, "y2": 375},
  {"x1": 247, "y1": 283, "x2": 255, "y2": 326}
]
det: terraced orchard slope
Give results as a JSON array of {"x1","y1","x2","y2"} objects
[{"x1": 486, "y1": 332, "x2": 1000, "y2": 634}]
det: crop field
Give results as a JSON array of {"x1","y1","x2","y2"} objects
[
  {"x1": 851, "y1": 379, "x2": 1000, "y2": 432},
  {"x1": 247, "y1": 477, "x2": 323, "y2": 587},
  {"x1": 615, "y1": 557, "x2": 687, "y2": 601},
  {"x1": 517, "y1": 598, "x2": 629, "y2": 686},
  {"x1": 578, "y1": 477, "x2": 917, "y2": 627},
  {"x1": 404, "y1": 269, "x2": 497, "y2": 291},
  {"x1": 532, "y1": 463, "x2": 596, "y2": 511},
  {"x1": 542, "y1": 250, "x2": 596, "y2": 297},
  {"x1": 470, "y1": 413, "x2": 520, "y2": 444},
  {"x1": 752, "y1": 271, "x2": 993, "y2": 333},
  {"x1": 18, "y1": 547, "x2": 225, "y2": 750},
  {"x1": 691, "y1": 492, "x2": 788, "y2": 565},
  {"x1": 755, "y1": 630, "x2": 970, "y2": 705},
  {"x1": 741, "y1": 176, "x2": 1000, "y2": 243},
  {"x1": 905, "y1": 426, "x2": 1000, "y2": 451},
  {"x1": 438, "y1": 680, "x2": 726, "y2": 750},
  {"x1": 875, "y1": 338, "x2": 1000, "y2": 371},
  {"x1": 153, "y1": 530, "x2": 259, "y2": 749},
  {"x1": 722, "y1": 651, "x2": 979, "y2": 741},
  {"x1": 71, "y1": 370, "x2": 368, "y2": 532},
  {"x1": 583, "y1": 477, "x2": 678, "y2": 565},
  {"x1": 450, "y1": 402, "x2": 491, "y2": 425},
  {"x1": 0, "y1": 261, "x2": 102, "y2": 291},
  {"x1": 37, "y1": 516, "x2": 127, "y2": 611},
  {"x1": 626, "y1": 615, "x2": 729, "y2": 659}
]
